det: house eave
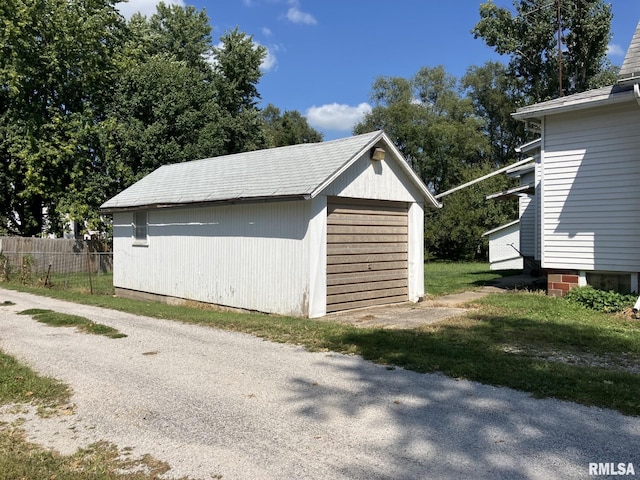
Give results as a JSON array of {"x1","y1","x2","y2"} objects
[
  {"x1": 100, "y1": 194, "x2": 311, "y2": 214},
  {"x1": 512, "y1": 88, "x2": 635, "y2": 121},
  {"x1": 482, "y1": 220, "x2": 520, "y2": 237}
]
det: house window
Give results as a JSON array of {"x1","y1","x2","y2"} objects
[{"x1": 133, "y1": 211, "x2": 148, "y2": 244}]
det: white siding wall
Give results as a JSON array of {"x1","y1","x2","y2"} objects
[
  {"x1": 408, "y1": 202, "x2": 425, "y2": 300},
  {"x1": 306, "y1": 196, "x2": 327, "y2": 318},
  {"x1": 113, "y1": 200, "x2": 313, "y2": 316},
  {"x1": 542, "y1": 102, "x2": 640, "y2": 271},
  {"x1": 535, "y1": 160, "x2": 542, "y2": 261},
  {"x1": 323, "y1": 152, "x2": 424, "y2": 202},
  {"x1": 488, "y1": 223, "x2": 523, "y2": 271},
  {"x1": 518, "y1": 194, "x2": 535, "y2": 258},
  {"x1": 519, "y1": 170, "x2": 536, "y2": 259}
]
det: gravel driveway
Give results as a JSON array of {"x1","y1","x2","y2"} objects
[{"x1": 1, "y1": 288, "x2": 639, "y2": 479}]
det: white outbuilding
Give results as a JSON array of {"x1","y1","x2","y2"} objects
[{"x1": 101, "y1": 131, "x2": 440, "y2": 317}]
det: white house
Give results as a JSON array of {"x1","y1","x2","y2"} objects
[
  {"x1": 101, "y1": 131, "x2": 440, "y2": 317},
  {"x1": 482, "y1": 221, "x2": 523, "y2": 271},
  {"x1": 510, "y1": 20, "x2": 640, "y2": 295},
  {"x1": 482, "y1": 144, "x2": 538, "y2": 271}
]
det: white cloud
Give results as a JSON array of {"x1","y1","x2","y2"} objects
[
  {"x1": 262, "y1": 27, "x2": 273, "y2": 37},
  {"x1": 286, "y1": 6, "x2": 317, "y2": 25},
  {"x1": 306, "y1": 103, "x2": 372, "y2": 131},
  {"x1": 116, "y1": 0, "x2": 184, "y2": 19},
  {"x1": 260, "y1": 44, "x2": 278, "y2": 72},
  {"x1": 607, "y1": 43, "x2": 625, "y2": 57}
]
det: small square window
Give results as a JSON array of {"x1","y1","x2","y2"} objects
[{"x1": 133, "y1": 211, "x2": 148, "y2": 244}]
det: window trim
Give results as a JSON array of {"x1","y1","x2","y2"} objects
[{"x1": 133, "y1": 210, "x2": 148, "y2": 246}]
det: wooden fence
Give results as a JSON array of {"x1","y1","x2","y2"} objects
[{"x1": 0, "y1": 237, "x2": 112, "y2": 293}]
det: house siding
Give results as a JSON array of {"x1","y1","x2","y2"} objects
[
  {"x1": 518, "y1": 177, "x2": 536, "y2": 260},
  {"x1": 322, "y1": 151, "x2": 424, "y2": 202},
  {"x1": 542, "y1": 102, "x2": 640, "y2": 272},
  {"x1": 113, "y1": 200, "x2": 313, "y2": 316},
  {"x1": 487, "y1": 223, "x2": 523, "y2": 271}
]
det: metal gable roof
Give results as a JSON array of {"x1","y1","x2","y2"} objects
[{"x1": 101, "y1": 131, "x2": 440, "y2": 211}]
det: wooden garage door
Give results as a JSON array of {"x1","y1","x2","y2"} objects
[{"x1": 326, "y1": 197, "x2": 409, "y2": 313}]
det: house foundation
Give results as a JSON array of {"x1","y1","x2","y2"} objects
[{"x1": 547, "y1": 270, "x2": 580, "y2": 297}]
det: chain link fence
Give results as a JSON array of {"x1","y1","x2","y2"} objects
[{"x1": 0, "y1": 250, "x2": 113, "y2": 295}]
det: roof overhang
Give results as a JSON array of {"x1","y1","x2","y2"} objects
[
  {"x1": 482, "y1": 220, "x2": 520, "y2": 237},
  {"x1": 486, "y1": 184, "x2": 535, "y2": 201},
  {"x1": 512, "y1": 85, "x2": 636, "y2": 121},
  {"x1": 101, "y1": 194, "x2": 311, "y2": 214},
  {"x1": 514, "y1": 138, "x2": 541, "y2": 154},
  {"x1": 506, "y1": 162, "x2": 535, "y2": 178}
]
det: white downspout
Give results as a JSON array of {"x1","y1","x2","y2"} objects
[
  {"x1": 633, "y1": 84, "x2": 640, "y2": 316},
  {"x1": 633, "y1": 296, "x2": 640, "y2": 317}
]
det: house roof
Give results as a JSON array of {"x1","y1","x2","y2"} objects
[
  {"x1": 512, "y1": 83, "x2": 635, "y2": 120},
  {"x1": 101, "y1": 131, "x2": 440, "y2": 212},
  {"x1": 481, "y1": 220, "x2": 520, "y2": 237},
  {"x1": 505, "y1": 161, "x2": 535, "y2": 177},
  {"x1": 619, "y1": 20, "x2": 640, "y2": 85}
]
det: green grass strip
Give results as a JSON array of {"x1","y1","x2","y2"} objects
[
  {"x1": 18, "y1": 309, "x2": 126, "y2": 339},
  {"x1": 0, "y1": 351, "x2": 69, "y2": 405}
]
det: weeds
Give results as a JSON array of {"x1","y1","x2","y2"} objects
[{"x1": 565, "y1": 286, "x2": 637, "y2": 313}]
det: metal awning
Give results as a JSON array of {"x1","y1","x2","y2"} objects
[{"x1": 486, "y1": 184, "x2": 535, "y2": 201}]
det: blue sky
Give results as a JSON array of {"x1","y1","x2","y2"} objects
[{"x1": 117, "y1": 0, "x2": 640, "y2": 140}]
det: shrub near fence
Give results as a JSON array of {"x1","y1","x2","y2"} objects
[{"x1": 0, "y1": 237, "x2": 113, "y2": 295}]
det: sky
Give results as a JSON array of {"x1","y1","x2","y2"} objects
[{"x1": 116, "y1": 0, "x2": 640, "y2": 140}]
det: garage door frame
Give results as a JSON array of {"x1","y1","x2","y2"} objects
[{"x1": 326, "y1": 197, "x2": 409, "y2": 313}]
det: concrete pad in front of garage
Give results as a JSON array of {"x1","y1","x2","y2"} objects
[
  {"x1": 321, "y1": 274, "x2": 543, "y2": 329},
  {"x1": 321, "y1": 288, "x2": 497, "y2": 329}
]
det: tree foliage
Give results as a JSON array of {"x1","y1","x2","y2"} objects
[
  {"x1": 462, "y1": 61, "x2": 527, "y2": 165},
  {"x1": 355, "y1": 66, "x2": 517, "y2": 260},
  {"x1": 262, "y1": 104, "x2": 323, "y2": 147},
  {"x1": 355, "y1": 66, "x2": 488, "y2": 193},
  {"x1": 0, "y1": 0, "x2": 125, "y2": 236},
  {"x1": 473, "y1": 0, "x2": 615, "y2": 102},
  {"x1": 0, "y1": 1, "x2": 273, "y2": 236}
]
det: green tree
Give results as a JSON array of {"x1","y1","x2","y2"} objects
[
  {"x1": 212, "y1": 28, "x2": 267, "y2": 154},
  {"x1": 473, "y1": 0, "x2": 615, "y2": 102},
  {"x1": 355, "y1": 66, "x2": 515, "y2": 260},
  {"x1": 355, "y1": 66, "x2": 487, "y2": 193},
  {"x1": 262, "y1": 104, "x2": 322, "y2": 147},
  {"x1": 424, "y1": 166, "x2": 516, "y2": 260},
  {"x1": 105, "y1": 55, "x2": 223, "y2": 186},
  {"x1": 0, "y1": 0, "x2": 126, "y2": 236},
  {"x1": 462, "y1": 61, "x2": 527, "y2": 165},
  {"x1": 104, "y1": 9, "x2": 267, "y2": 215}
]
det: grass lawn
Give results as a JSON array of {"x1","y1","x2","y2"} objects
[{"x1": 424, "y1": 261, "x2": 518, "y2": 296}]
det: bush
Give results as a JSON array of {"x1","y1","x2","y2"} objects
[{"x1": 564, "y1": 286, "x2": 637, "y2": 313}]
